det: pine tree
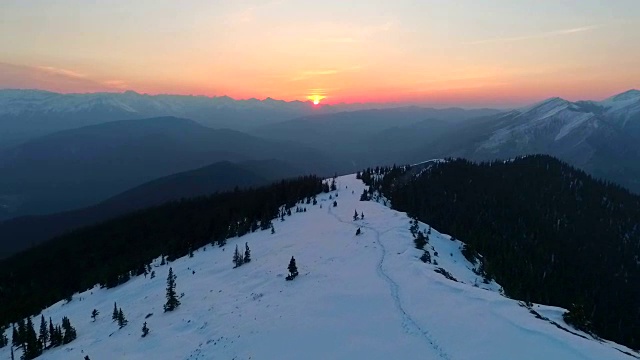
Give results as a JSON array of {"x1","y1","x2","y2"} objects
[
  {"x1": 61, "y1": 316, "x2": 76, "y2": 344},
  {"x1": 286, "y1": 256, "x2": 298, "y2": 281},
  {"x1": 233, "y1": 245, "x2": 241, "y2": 268},
  {"x1": 0, "y1": 331, "x2": 7, "y2": 348},
  {"x1": 244, "y1": 243, "x2": 251, "y2": 263},
  {"x1": 11, "y1": 324, "x2": 19, "y2": 348},
  {"x1": 23, "y1": 316, "x2": 42, "y2": 359},
  {"x1": 38, "y1": 315, "x2": 48, "y2": 349},
  {"x1": 164, "y1": 267, "x2": 180, "y2": 312},
  {"x1": 356, "y1": 228, "x2": 361, "y2": 236},
  {"x1": 353, "y1": 210, "x2": 359, "y2": 221},
  {"x1": 48, "y1": 318, "x2": 55, "y2": 347},
  {"x1": 271, "y1": 225, "x2": 275, "y2": 234},
  {"x1": 91, "y1": 309, "x2": 99, "y2": 322},
  {"x1": 117, "y1": 309, "x2": 128, "y2": 328},
  {"x1": 141, "y1": 322, "x2": 149, "y2": 338},
  {"x1": 17, "y1": 318, "x2": 26, "y2": 349},
  {"x1": 112, "y1": 302, "x2": 118, "y2": 321}
]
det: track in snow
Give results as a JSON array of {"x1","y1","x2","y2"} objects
[{"x1": 328, "y1": 204, "x2": 452, "y2": 360}]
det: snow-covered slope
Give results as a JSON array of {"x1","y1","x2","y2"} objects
[
  {"x1": 1, "y1": 175, "x2": 636, "y2": 360},
  {"x1": 477, "y1": 89, "x2": 640, "y2": 154}
]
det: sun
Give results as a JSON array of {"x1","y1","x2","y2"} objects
[{"x1": 307, "y1": 94, "x2": 326, "y2": 105}]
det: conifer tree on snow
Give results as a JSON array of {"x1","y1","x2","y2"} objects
[
  {"x1": 271, "y1": 225, "x2": 275, "y2": 234},
  {"x1": 91, "y1": 309, "x2": 99, "y2": 322},
  {"x1": 164, "y1": 267, "x2": 180, "y2": 312},
  {"x1": 333, "y1": 201, "x2": 337, "y2": 207},
  {"x1": 0, "y1": 331, "x2": 7, "y2": 348},
  {"x1": 38, "y1": 315, "x2": 48, "y2": 349},
  {"x1": 117, "y1": 309, "x2": 128, "y2": 328},
  {"x1": 112, "y1": 302, "x2": 119, "y2": 321},
  {"x1": 353, "y1": 210, "x2": 359, "y2": 221},
  {"x1": 48, "y1": 318, "x2": 55, "y2": 347},
  {"x1": 286, "y1": 256, "x2": 299, "y2": 281},
  {"x1": 85, "y1": 356, "x2": 91, "y2": 360},
  {"x1": 23, "y1": 316, "x2": 42, "y2": 359},
  {"x1": 61, "y1": 316, "x2": 77, "y2": 344},
  {"x1": 11, "y1": 324, "x2": 19, "y2": 348},
  {"x1": 233, "y1": 245, "x2": 243, "y2": 268},
  {"x1": 244, "y1": 243, "x2": 251, "y2": 263},
  {"x1": 17, "y1": 318, "x2": 26, "y2": 348},
  {"x1": 141, "y1": 322, "x2": 149, "y2": 338},
  {"x1": 356, "y1": 228, "x2": 361, "y2": 236}
]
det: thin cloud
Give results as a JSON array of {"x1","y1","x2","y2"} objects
[
  {"x1": 466, "y1": 25, "x2": 600, "y2": 45},
  {"x1": 36, "y1": 66, "x2": 87, "y2": 79},
  {"x1": 103, "y1": 80, "x2": 129, "y2": 89}
]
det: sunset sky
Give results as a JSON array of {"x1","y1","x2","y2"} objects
[{"x1": 1, "y1": 0, "x2": 639, "y2": 107}]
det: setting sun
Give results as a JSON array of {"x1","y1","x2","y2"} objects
[{"x1": 308, "y1": 94, "x2": 325, "y2": 105}]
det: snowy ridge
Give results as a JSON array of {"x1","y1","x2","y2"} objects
[
  {"x1": 0, "y1": 90, "x2": 313, "y2": 116},
  {"x1": 478, "y1": 90, "x2": 640, "y2": 152},
  {"x1": 1, "y1": 175, "x2": 636, "y2": 360}
]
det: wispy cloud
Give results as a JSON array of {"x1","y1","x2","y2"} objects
[
  {"x1": 466, "y1": 25, "x2": 600, "y2": 45},
  {"x1": 290, "y1": 66, "x2": 362, "y2": 82},
  {"x1": 35, "y1": 66, "x2": 87, "y2": 79},
  {"x1": 103, "y1": 80, "x2": 129, "y2": 89}
]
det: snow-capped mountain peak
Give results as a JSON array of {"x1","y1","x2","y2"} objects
[{"x1": 608, "y1": 89, "x2": 640, "y2": 102}]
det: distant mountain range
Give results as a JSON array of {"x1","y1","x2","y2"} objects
[
  {"x1": 0, "y1": 89, "x2": 324, "y2": 148},
  {"x1": 0, "y1": 116, "x2": 342, "y2": 219},
  {"x1": 420, "y1": 89, "x2": 640, "y2": 192}
]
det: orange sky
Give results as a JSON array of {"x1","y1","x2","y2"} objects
[{"x1": 1, "y1": 0, "x2": 639, "y2": 107}]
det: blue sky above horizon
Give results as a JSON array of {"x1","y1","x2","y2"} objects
[{"x1": 1, "y1": 0, "x2": 639, "y2": 107}]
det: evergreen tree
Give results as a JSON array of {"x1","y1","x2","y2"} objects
[
  {"x1": 355, "y1": 228, "x2": 361, "y2": 236},
  {"x1": 164, "y1": 267, "x2": 180, "y2": 312},
  {"x1": 61, "y1": 316, "x2": 76, "y2": 344},
  {"x1": 48, "y1": 318, "x2": 55, "y2": 347},
  {"x1": 91, "y1": 309, "x2": 99, "y2": 322},
  {"x1": 0, "y1": 331, "x2": 7, "y2": 348},
  {"x1": 330, "y1": 179, "x2": 337, "y2": 191},
  {"x1": 353, "y1": 210, "x2": 359, "y2": 221},
  {"x1": 23, "y1": 316, "x2": 42, "y2": 359},
  {"x1": 85, "y1": 356, "x2": 91, "y2": 360},
  {"x1": 141, "y1": 322, "x2": 149, "y2": 338},
  {"x1": 112, "y1": 302, "x2": 118, "y2": 321},
  {"x1": 233, "y1": 245, "x2": 242, "y2": 268},
  {"x1": 414, "y1": 231, "x2": 427, "y2": 250},
  {"x1": 286, "y1": 256, "x2": 299, "y2": 281},
  {"x1": 333, "y1": 201, "x2": 337, "y2": 207},
  {"x1": 38, "y1": 315, "x2": 48, "y2": 349},
  {"x1": 271, "y1": 225, "x2": 275, "y2": 234},
  {"x1": 17, "y1": 318, "x2": 26, "y2": 349},
  {"x1": 12, "y1": 324, "x2": 19, "y2": 348},
  {"x1": 117, "y1": 309, "x2": 128, "y2": 328},
  {"x1": 244, "y1": 243, "x2": 251, "y2": 263}
]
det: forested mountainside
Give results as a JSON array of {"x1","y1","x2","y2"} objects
[
  {"x1": 361, "y1": 156, "x2": 640, "y2": 350},
  {"x1": 0, "y1": 175, "x2": 324, "y2": 329}
]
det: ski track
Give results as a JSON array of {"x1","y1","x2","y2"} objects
[{"x1": 328, "y1": 204, "x2": 452, "y2": 360}]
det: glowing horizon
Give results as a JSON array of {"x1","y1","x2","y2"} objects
[{"x1": 1, "y1": 0, "x2": 639, "y2": 107}]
